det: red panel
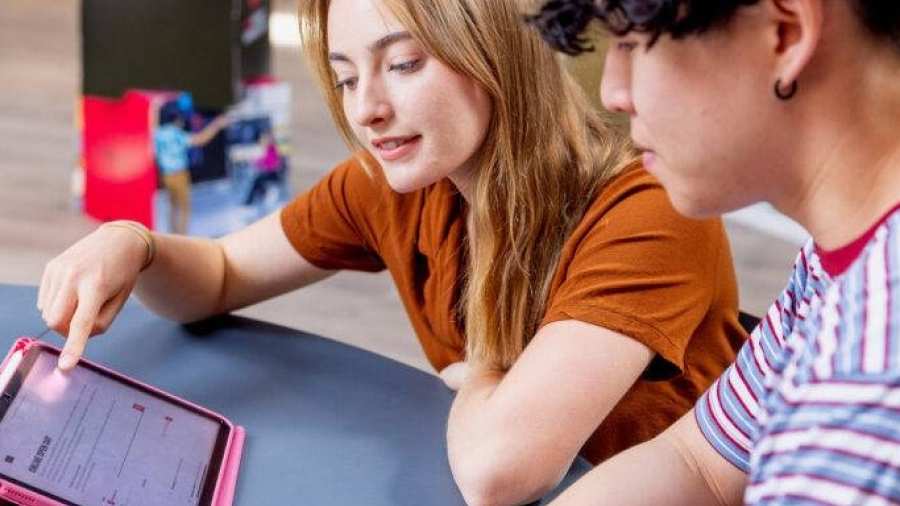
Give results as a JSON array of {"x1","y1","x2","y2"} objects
[{"x1": 82, "y1": 91, "x2": 158, "y2": 228}]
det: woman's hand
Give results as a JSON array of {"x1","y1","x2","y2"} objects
[{"x1": 37, "y1": 224, "x2": 151, "y2": 370}]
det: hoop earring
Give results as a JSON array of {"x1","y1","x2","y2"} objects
[{"x1": 774, "y1": 79, "x2": 798, "y2": 101}]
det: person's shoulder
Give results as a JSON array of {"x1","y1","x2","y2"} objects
[
  {"x1": 332, "y1": 152, "x2": 375, "y2": 179},
  {"x1": 576, "y1": 161, "x2": 722, "y2": 238},
  {"x1": 329, "y1": 152, "x2": 392, "y2": 197},
  {"x1": 333, "y1": 151, "x2": 426, "y2": 199},
  {"x1": 788, "y1": 240, "x2": 824, "y2": 292},
  {"x1": 585, "y1": 162, "x2": 687, "y2": 218},
  {"x1": 883, "y1": 205, "x2": 900, "y2": 243},
  {"x1": 593, "y1": 162, "x2": 660, "y2": 200},
  {"x1": 326, "y1": 151, "x2": 450, "y2": 234},
  {"x1": 843, "y1": 205, "x2": 900, "y2": 284},
  {"x1": 822, "y1": 209, "x2": 900, "y2": 375}
]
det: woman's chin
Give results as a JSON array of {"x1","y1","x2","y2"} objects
[{"x1": 383, "y1": 165, "x2": 439, "y2": 194}]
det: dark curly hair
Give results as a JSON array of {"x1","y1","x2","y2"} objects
[
  {"x1": 527, "y1": 0, "x2": 900, "y2": 56},
  {"x1": 523, "y1": 0, "x2": 600, "y2": 55}
]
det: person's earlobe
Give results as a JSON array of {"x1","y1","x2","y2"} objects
[
  {"x1": 767, "y1": 0, "x2": 823, "y2": 98},
  {"x1": 774, "y1": 78, "x2": 798, "y2": 100}
]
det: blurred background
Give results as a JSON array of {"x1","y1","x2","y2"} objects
[{"x1": 0, "y1": 0, "x2": 805, "y2": 372}]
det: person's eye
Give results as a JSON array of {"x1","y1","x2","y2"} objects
[
  {"x1": 334, "y1": 76, "x2": 358, "y2": 91},
  {"x1": 388, "y1": 59, "x2": 422, "y2": 74},
  {"x1": 615, "y1": 41, "x2": 639, "y2": 52}
]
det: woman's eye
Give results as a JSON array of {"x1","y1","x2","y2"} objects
[
  {"x1": 335, "y1": 77, "x2": 358, "y2": 91},
  {"x1": 615, "y1": 41, "x2": 639, "y2": 52},
  {"x1": 388, "y1": 59, "x2": 422, "y2": 73}
]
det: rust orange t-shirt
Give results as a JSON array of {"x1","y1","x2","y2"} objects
[{"x1": 280, "y1": 156, "x2": 747, "y2": 464}]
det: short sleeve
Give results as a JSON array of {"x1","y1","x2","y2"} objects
[
  {"x1": 280, "y1": 157, "x2": 386, "y2": 272},
  {"x1": 694, "y1": 345, "x2": 764, "y2": 472},
  {"x1": 743, "y1": 230, "x2": 900, "y2": 503},
  {"x1": 541, "y1": 169, "x2": 728, "y2": 378},
  {"x1": 694, "y1": 245, "x2": 814, "y2": 472}
]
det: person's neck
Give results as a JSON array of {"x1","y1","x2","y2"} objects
[
  {"x1": 773, "y1": 61, "x2": 900, "y2": 251},
  {"x1": 783, "y1": 136, "x2": 900, "y2": 252},
  {"x1": 448, "y1": 165, "x2": 475, "y2": 204}
]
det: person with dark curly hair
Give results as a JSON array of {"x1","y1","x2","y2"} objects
[{"x1": 528, "y1": 0, "x2": 900, "y2": 504}]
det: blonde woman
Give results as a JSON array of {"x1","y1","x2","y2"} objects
[{"x1": 38, "y1": 0, "x2": 746, "y2": 503}]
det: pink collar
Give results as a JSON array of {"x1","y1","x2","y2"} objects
[{"x1": 815, "y1": 202, "x2": 900, "y2": 277}]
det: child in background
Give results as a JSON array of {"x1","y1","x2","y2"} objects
[
  {"x1": 153, "y1": 97, "x2": 229, "y2": 234},
  {"x1": 245, "y1": 131, "x2": 284, "y2": 206}
]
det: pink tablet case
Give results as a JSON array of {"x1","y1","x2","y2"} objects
[{"x1": 0, "y1": 337, "x2": 245, "y2": 506}]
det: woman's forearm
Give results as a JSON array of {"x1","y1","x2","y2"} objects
[
  {"x1": 134, "y1": 211, "x2": 335, "y2": 323},
  {"x1": 133, "y1": 233, "x2": 229, "y2": 323},
  {"x1": 446, "y1": 321, "x2": 656, "y2": 505}
]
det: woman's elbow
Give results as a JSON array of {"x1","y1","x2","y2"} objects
[{"x1": 451, "y1": 450, "x2": 563, "y2": 506}]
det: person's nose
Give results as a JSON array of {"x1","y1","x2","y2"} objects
[
  {"x1": 600, "y1": 47, "x2": 636, "y2": 116},
  {"x1": 350, "y1": 76, "x2": 393, "y2": 129}
]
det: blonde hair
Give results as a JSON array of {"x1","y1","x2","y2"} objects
[{"x1": 300, "y1": 0, "x2": 635, "y2": 370}]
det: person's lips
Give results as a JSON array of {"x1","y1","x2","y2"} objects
[{"x1": 372, "y1": 135, "x2": 422, "y2": 162}]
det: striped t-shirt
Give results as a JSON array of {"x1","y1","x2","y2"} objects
[{"x1": 696, "y1": 204, "x2": 900, "y2": 505}]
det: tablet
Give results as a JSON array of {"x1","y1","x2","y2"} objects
[{"x1": 0, "y1": 339, "x2": 243, "y2": 506}]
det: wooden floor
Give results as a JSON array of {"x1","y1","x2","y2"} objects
[{"x1": 0, "y1": 0, "x2": 800, "y2": 373}]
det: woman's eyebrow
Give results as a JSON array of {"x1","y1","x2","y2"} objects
[
  {"x1": 328, "y1": 31, "x2": 413, "y2": 62},
  {"x1": 369, "y1": 31, "x2": 412, "y2": 51}
]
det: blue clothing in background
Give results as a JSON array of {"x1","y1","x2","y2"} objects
[{"x1": 154, "y1": 125, "x2": 190, "y2": 175}]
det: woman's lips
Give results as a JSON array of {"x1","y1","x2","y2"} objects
[{"x1": 374, "y1": 135, "x2": 421, "y2": 162}]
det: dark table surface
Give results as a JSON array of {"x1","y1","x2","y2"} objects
[{"x1": 0, "y1": 284, "x2": 590, "y2": 505}]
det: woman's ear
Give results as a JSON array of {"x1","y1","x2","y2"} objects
[{"x1": 765, "y1": 0, "x2": 824, "y2": 91}]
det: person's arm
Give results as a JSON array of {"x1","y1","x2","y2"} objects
[
  {"x1": 135, "y1": 211, "x2": 333, "y2": 321},
  {"x1": 444, "y1": 171, "x2": 742, "y2": 505},
  {"x1": 549, "y1": 411, "x2": 747, "y2": 505},
  {"x1": 188, "y1": 114, "x2": 230, "y2": 147},
  {"x1": 446, "y1": 319, "x2": 654, "y2": 506},
  {"x1": 39, "y1": 211, "x2": 332, "y2": 369}
]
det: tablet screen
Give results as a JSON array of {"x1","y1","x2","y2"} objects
[{"x1": 0, "y1": 346, "x2": 228, "y2": 505}]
